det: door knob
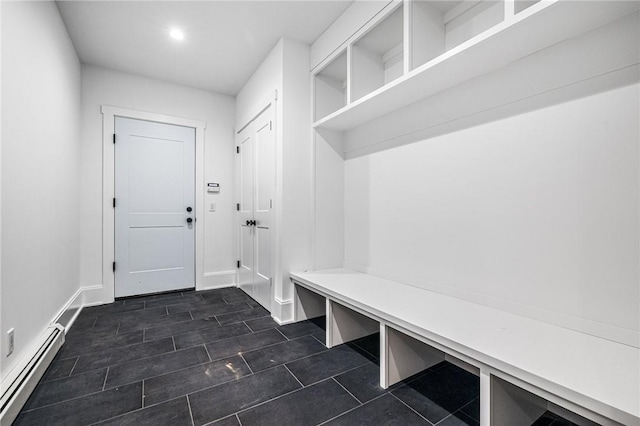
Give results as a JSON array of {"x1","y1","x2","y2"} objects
[
  {"x1": 186, "y1": 207, "x2": 192, "y2": 212},
  {"x1": 186, "y1": 218, "x2": 193, "y2": 223},
  {"x1": 246, "y1": 220, "x2": 251, "y2": 226}
]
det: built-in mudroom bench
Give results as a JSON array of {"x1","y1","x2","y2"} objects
[{"x1": 290, "y1": 269, "x2": 639, "y2": 426}]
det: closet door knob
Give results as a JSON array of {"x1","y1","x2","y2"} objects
[
  {"x1": 186, "y1": 218, "x2": 193, "y2": 223},
  {"x1": 186, "y1": 207, "x2": 193, "y2": 212}
]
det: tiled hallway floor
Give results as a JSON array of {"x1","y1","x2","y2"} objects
[{"x1": 15, "y1": 287, "x2": 481, "y2": 425}]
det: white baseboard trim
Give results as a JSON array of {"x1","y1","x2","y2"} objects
[
  {"x1": 272, "y1": 297, "x2": 294, "y2": 325},
  {"x1": 200, "y1": 270, "x2": 236, "y2": 290},
  {"x1": 343, "y1": 262, "x2": 640, "y2": 348}
]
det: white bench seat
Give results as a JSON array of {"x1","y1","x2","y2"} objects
[{"x1": 290, "y1": 268, "x2": 639, "y2": 426}]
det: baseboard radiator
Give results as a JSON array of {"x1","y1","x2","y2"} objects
[{"x1": 0, "y1": 324, "x2": 65, "y2": 426}]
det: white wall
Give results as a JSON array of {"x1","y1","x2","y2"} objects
[
  {"x1": 80, "y1": 65, "x2": 236, "y2": 293},
  {"x1": 344, "y1": 82, "x2": 640, "y2": 343},
  {"x1": 236, "y1": 38, "x2": 312, "y2": 322},
  {"x1": 1, "y1": 1, "x2": 81, "y2": 380}
]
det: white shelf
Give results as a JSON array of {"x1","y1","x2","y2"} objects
[
  {"x1": 313, "y1": 0, "x2": 640, "y2": 131},
  {"x1": 291, "y1": 269, "x2": 640, "y2": 426}
]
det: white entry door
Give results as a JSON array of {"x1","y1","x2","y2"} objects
[
  {"x1": 237, "y1": 105, "x2": 275, "y2": 310},
  {"x1": 115, "y1": 117, "x2": 196, "y2": 298}
]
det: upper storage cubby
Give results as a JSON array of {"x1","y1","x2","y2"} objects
[
  {"x1": 514, "y1": 0, "x2": 542, "y2": 14},
  {"x1": 351, "y1": 3, "x2": 405, "y2": 101},
  {"x1": 410, "y1": 1, "x2": 504, "y2": 69},
  {"x1": 314, "y1": 50, "x2": 348, "y2": 122}
]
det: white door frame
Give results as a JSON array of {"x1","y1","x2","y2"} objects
[{"x1": 99, "y1": 105, "x2": 206, "y2": 303}]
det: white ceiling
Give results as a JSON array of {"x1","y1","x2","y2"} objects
[{"x1": 56, "y1": 1, "x2": 353, "y2": 95}]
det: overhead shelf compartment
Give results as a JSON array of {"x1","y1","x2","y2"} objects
[
  {"x1": 351, "y1": 3, "x2": 405, "y2": 101},
  {"x1": 313, "y1": 0, "x2": 640, "y2": 132},
  {"x1": 410, "y1": 0, "x2": 504, "y2": 69},
  {"x1": 314, "y1": 50, "x2": 348, "y2": 122}
]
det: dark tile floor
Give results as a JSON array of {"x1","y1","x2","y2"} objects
[{"x1": 15, "y1": 287, "x2": 482, "y2": 426}]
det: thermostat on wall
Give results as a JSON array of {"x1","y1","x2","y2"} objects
[{"x1": 207, "y1": 183, "x2": 220, "y2": 193}]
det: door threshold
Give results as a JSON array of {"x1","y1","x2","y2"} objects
[{"x1": 115, "y1": 287, "x2": 196, "y2": 301}]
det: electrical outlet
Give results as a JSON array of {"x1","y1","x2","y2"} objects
[{"x1": 6, "y1": 328, "x2": 15, "y2": 357}]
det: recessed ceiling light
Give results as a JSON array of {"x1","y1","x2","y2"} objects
[{"x1": 169, "y1": 28, "x2": 184, "y2": 41}]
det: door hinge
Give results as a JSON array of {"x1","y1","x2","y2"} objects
[
  {"x1": 236, "y1": 146, "x2": 240, "y2": 154},
  {"x1": 236, "y1": 203, "x2": 240, "y2": 211},
  {"x1": 113, "y1": 134, "x2": 116, "y2": 144},
  {"x1": 112, "y1": 261, "x2": 116, "y2": 272},
  {"x1": 113, "y1": 198, "x2": 116, "y2": 208},
  {"x1": 237, "y1": 260, "x2": 240, "y2": 268}
]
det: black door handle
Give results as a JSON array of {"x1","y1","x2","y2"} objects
[
  {"x1": 246, "y1": 220, "x2": 251, "y2": 226},
  {"x1": 186, "y1": 217, "x2": 193, "y2": 223},
  {"x1": 186, "y1": 207, "x2": 192, "y2": 212}
]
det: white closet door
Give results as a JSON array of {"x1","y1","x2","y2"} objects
[
  {"x1": 115, "y1": 117, "x2": 195, "y2": 298},
  {"x1": 252, "y1": 110, "x2": 275, "y2": 310},
  {"x1": 238, "y1": 127, "x2": 255, "y2": 297},
  {"x1": 236, "y1": 105, "x2": 274, "y2": 310}
]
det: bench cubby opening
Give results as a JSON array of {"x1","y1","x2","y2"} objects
[
  {"x1": 314, "y1": 50, "x2": 348, "y2": 122},
  {"x1": 350, "y1": 3, "x2": 404, "y2": 101},
  {"x1": 380, "y1": 324, "x2": 446, "y2": 388},
  {"x1": 293, "y1": 284, "x2": 325, "y2": 321},
  {"x1": 327, "y1": 300, "x2": 379, "y2": 348},
  {"x1": 410, "y1": 0, "x2": 504, "y2": 70},
  {"x1": 491, "y1": 376, "x2": 603, "y2": 426}
]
